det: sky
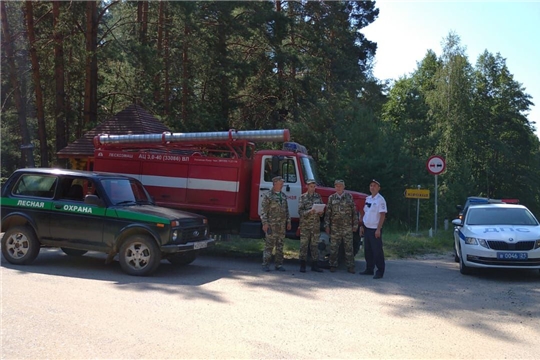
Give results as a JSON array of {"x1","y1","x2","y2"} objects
[{"x1": 362, "y1": 1, "x2": 540, "y2": 139}]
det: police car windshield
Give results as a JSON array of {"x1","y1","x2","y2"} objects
[
  {"x1": 300, "y1": 157, "x2": 323, "y2": 186},
  {"x1": 467, "y1": 207, "x2": 539, "y2": 226},
  {"x1": 101, "y1": 178, "x2": 152, "y2": 206}
]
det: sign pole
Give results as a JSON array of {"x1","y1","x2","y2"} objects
[
  {"x1": 426, "y1": 155, "x2": 446, "y2": 235},
  {"x1": 416, "y1": 185, "x2": 420, "y2": 233},
  {"x1": 434, "y1": 175, "x2": 438, "y2": 234}
]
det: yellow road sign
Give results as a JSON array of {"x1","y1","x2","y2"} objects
[{"x1": 405, "y1": 189, "x2": 430, "y2": 199}]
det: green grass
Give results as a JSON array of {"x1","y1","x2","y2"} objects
[
  {"x1": 204, "y1": 230, "x2": 455, "y2": 260},
  {"x1": 384, "y1": 230, "x2": 454, "y2": 258}
]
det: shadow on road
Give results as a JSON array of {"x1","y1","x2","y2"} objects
[{"x1": 2, "y1": 247, "x2": 539, "y2": 344}]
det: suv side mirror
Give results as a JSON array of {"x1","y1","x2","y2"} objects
[
  {"x1": 85, "y1": 194, "x2": 105, "y2": 207},
  {"x1": 452, "y1": 218, "x2": 462, "y2": 227}
]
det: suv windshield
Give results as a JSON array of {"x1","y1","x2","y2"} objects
[{"x1": 101, "y1": 178, "x2": 152, "y2": 205}]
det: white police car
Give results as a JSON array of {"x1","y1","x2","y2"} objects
[{"x1": 452, "y1": 203, "x2": 540, "y2": 275}]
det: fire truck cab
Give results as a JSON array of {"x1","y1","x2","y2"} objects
[{"x1": 91, "y1": 129, "x2": 368, "y2": 244}]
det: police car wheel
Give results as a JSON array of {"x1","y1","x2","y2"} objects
[
  {"x1": 1, "y1": 225, "x2": 41, "y2": 265},
  {"x1": 61, "y1": 248, "x2": 88, "y2": 257},
  {"x1": 119, "y1": 235, "x2": 161, "y2": 276},
  {"x1": 167, "y1": 251, "x2": 197, "y2": 266},
  {"x1": 458, "y1": 247, "x2": 472, "y2": 275}
]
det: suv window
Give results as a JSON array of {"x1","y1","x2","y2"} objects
[
  {"x1": 101, "y1": 178, "x2": 151, "y2": 205},
  {"x1": 59, "y1": 177, "x2": 97, "y2": 202},
  {"x1": 12, "y1": 174, "x2": 57, "y2": 198}
]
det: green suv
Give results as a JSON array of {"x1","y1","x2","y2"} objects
[{"x1": 1, "y1": 168, "x2": 214, "y2": 276}]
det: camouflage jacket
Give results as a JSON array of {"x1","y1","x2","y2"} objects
[
  {"x1": 260, "y1": 190, "x2": 291, "y2": 226},
  {"x1": 298, "y1": 192, "x2": 324, "y2": 232},
  {"x1": 324, "y1": 192, "x2": 358, "y2": 230}
]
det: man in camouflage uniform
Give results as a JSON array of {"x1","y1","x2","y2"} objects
[
  {"x1": 261, "y1": 176, "x2": 291, "y2": 272},
  {"x1": 324, "y1": 179, "x2": 359, "y2": 273},
  {"x1": 298, "y1": 179, "x2": 324, "y2": 273}
]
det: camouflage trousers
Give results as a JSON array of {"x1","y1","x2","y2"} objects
[
  {"x1": 262, "y1": 223, "x2": 285, "y2": 267},
  {"x1": 299, "y1": 230, "x2": 319, "y2": 262},
  {"x1": 329, "y1": 228, "x2": 354, "y2": 268}
]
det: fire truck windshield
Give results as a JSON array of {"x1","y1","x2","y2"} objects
[{"x1": 300, "y1": 157, "x2": 323, "y2": 186}]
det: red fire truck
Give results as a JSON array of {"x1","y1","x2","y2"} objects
[{"x1": 91, "y1": 129, "x2": 367, "y2": 250}]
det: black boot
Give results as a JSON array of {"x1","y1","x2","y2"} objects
[
  {"x1": 300, "y1": 260, "x2": 306, "y2": 273},
  {"x1": 311, "y1": 262, "x2": 323, "y2": 273}
]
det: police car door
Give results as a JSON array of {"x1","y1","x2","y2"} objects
[{"x1": 257, "y1": 156, "x2": 301, "y2": 219}]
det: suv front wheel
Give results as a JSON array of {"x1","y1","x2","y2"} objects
[
  {"x1": 119, "y1": 234, "x2": 161, "y2": 276},
  {"x1": 1, "y1": 225, "x2": 41, "y2": 265}
]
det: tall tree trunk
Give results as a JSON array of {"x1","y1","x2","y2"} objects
[
  {"x1": 288, "y1": 3, "x2": 298, "y2": 122},
  {"x1": 83, "y1": 0, "x2": 98, "y2": 125},
  {"x1": 181, "y1": 23, "x2": 190, "y2": 124},
  {"x1": 53, "y1": 1, "x2": 67, "y2": 156},
  {"x1": 153, "y1": 0, "x2": 164, "y2": 104},
  {"x1": 1, "y1": 1, "x2": 35, "y2": 167},
  {"x1": 25, "y1": 1, "x2": 48, "y2": 167},
  {"x1": 164, "y1": 20, "x2": 170, "y2": 114},
  {"x1": 137, "y1": 1, "x2": 148, "y2": 44}
]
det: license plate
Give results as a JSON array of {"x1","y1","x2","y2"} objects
[
  {"x1": 194, "y1": 241, "x2": 208, "y2": 250},
  {"x1": 496, "y1": 252, "x2": 528, "y2": 260}
]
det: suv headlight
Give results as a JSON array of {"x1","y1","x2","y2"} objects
[
  {"x1": 464, "y1": 237, "x2": 489, "y2": 249},
  {"x1": 534, "y1": 239, "x2": 540, "y2": 249},
  {"x1": 172, "y1": 230, "x2": 180, "y2": 241}
]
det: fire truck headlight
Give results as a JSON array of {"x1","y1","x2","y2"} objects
[{"x1": 172, "y1": 230, "x2": 179, "y2": 241}]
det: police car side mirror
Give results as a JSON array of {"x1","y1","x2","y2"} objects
[
  {"x1": 85, "y1": 194, "x2": 105, "y2": 207},
  {"x1": 451, "y1": 218, "x2": 462, "y2": 227}
]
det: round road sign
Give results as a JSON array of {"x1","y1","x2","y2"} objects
[{"x1": 426, "y1": 155, "x2": 446, "y2": 175}]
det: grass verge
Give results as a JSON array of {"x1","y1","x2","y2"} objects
[{"x1": 204, "y1": 230, "x2": 455, "y2": 260}]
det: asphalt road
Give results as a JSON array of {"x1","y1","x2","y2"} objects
[{"x1": 1, "y1": 249, "x2": 539, "y2": 359}]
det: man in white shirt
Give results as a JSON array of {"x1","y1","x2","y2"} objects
[{"x1": 359, "y1": 179, "x2": 387, "y2": 279}]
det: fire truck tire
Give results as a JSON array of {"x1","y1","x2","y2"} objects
[
  {"x1": 61, "y1": 248, "x2": 88, "y2": 257},
  {"x1": 167, "y1": 251, "x2": 197, "y2": 266},
  {"x1": 1, "y1": 225, "x2": 41, "y2": 265},
  {"x1": 119, "y1": 235, "x2": 161, "y2": 276},
  {"x1": 352, "y1": 232, "x2": 362, "y2": 257}
]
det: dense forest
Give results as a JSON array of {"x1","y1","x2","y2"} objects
[{"x1": 2, "y1": 0, "x2": 540, "y2": 229}]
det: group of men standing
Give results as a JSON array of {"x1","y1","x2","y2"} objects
[{"x1": 260, "y1": 177, "x2": 387, "y2": 279}]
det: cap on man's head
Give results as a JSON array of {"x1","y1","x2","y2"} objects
[
  {"x1": 306, "y1": 179, "x2": 316, "y2": 185},
  {"x1": 272, "y1": 176, "x2": 284, "y2": 183},
  {"x1": 370, "y1": 179, "x2": 381, "y2": 186},
  {"x1": 334, "y1": 179, "x2": 345, "y2": 185}
]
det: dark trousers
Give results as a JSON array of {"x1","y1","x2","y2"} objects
[{"x1": 363, "y1": 227, "x2": 385, "y2": 275}]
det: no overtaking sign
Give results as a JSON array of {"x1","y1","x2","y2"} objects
[{"x1": 426, "y1": 155, "x2": 446, "y2": 175}]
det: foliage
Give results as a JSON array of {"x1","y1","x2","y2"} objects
[{"x1": 1, "y1": 1, "x2": 539, "y2": 228}]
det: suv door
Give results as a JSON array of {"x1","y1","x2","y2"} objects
[{"x1": 49, "y1": 176, "x2": 106, "y2": 251}]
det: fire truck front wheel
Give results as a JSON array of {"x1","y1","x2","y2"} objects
[
  {"x1": 119, "y1": 234, "x2": 161, "y2": 276},
  {"x1": 167, "y1": 251, "x2": 198, "y2": 266}
]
